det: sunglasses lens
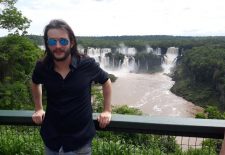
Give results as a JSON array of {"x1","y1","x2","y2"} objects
[
  {"x1": 59, "y1": 38, "x2": 69, "y2": 46},
  {"x1": 47, "y1": 38, "x2": 69, "y2": 46},
  {"x1": 47, "y1": 39, "x2": 57, "y2": 46}
]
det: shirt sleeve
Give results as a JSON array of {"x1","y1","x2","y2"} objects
[
  {"x1": 32, "y1": 61, "x2": 44, "y2": 84},
  {"x1": 85, "y1": 58, "x2": 109, "y2": 84}
]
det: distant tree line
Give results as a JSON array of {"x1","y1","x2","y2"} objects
[{"x1": 26, "y1": 34, "x2": 225, "y2": 51}]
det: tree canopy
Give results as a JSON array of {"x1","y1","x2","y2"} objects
[
  {"x1": 0, "y1": 35, "x2": 43, "y2": 109},
  {"x1": 0, "y1": 0, "x2": 31, "y2": 35}
]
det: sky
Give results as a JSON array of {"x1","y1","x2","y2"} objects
[{"x1": 1, "y1": 0, "x2": 225, "y2": 36}]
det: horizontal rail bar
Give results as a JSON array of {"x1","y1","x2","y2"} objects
[{"x1": 1, "y1": 110, "x2": 225, "y2": 139}]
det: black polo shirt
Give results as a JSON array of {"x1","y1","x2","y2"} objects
[{"x1": 32, "y1": 56, "x2": 109, "y2": 152}]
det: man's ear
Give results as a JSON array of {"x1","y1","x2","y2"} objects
[{"x1": 70, "y1": 41, "x2": 75, "y2": 48}]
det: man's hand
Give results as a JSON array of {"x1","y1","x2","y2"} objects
[
  {"x1": 97, "y1": 111, "x2": 111, "y2": 128},
  {"x1": 32, "y1": 109, "x2": 45, "y2": 125}
]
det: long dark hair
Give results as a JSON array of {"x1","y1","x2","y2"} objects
[{"x1": 42, "y1": 19, "x2": 81, "y2": 65}]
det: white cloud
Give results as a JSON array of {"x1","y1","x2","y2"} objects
[{"x1": 0, "y1": 0, "x2": 225, "y2": 36}]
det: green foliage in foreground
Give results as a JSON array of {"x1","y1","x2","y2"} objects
[
  {"x1": 0, "y1": 125, "x2": 218, "y2": 155},
  {"x1": 0, "y1": 126, "x2": 44, "y2": 155},
  {"x1": 0, "y1": 35, "x2": 42, "y2": 110},
  {"x1": 92, "y1": 136, "x2": 177, "y2": 155},
  {"x1": 195, "y1": 106, "x2": 225, "y2": 154},
  {"x1": 196, "y1": 106, "x2": 225, "y2": 119}
]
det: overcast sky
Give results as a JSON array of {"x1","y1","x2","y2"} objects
[{"x1": 1, "y1": 0, "x2": 225, "y2": 36}]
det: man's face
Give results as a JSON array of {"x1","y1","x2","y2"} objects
[{"x1": 47, "y1": 28, "x2": 73, "y2": 61}]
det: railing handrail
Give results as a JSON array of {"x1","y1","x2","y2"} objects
[{"x1": 0, "y1": 110, "x2": 225, "y2": 139}]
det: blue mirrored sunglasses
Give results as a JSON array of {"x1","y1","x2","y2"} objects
[{"x1": 47, "y1": 38, "x2": 69, "y2": 46}]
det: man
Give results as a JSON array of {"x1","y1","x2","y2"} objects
[{"x1": 31, "y1": 19, "x2": 112, "y2": 155}]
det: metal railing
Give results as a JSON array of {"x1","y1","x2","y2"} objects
[{"x1": 1, "y1": 110, "x2": 225, "y2": 155}]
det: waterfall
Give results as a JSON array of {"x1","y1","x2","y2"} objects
[
  {"x1": 85, "y1": 47, "x2": 137, "y2": 73},
  {"x1": 162, "y1": 47, "x2": 178, "y2": 74},
  {"x1": 84, "y1": 47, "x2": 111, "y2": 70},
  {"x1": 84, "y1": 46, "x2": 178, "y2": 74}
]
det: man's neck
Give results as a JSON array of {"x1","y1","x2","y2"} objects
[{"x1": 54, "y1": 54, "x2": 72, "y2": 71}]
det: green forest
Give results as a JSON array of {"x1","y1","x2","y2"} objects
[{"x1": 1, "y1": 0, "x2": 225, "y2": 154}]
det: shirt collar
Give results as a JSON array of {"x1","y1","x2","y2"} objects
[
  {"x1": 70, "y1": 55, "x2": 78, "y2": 69},
  {"x1": 46, "y1": 55, "x2": 78, "y2": 71}
]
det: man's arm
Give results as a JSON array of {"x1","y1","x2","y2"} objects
[
  {"x1": 97, "y1": 79, "x2": 112, "y2": 128},
  {"x1": 31, "y1": 82, "x2": 45, "y2": 125},
  {"x1": 220, "y1": 132, "x2": 225, "y2": 155}
]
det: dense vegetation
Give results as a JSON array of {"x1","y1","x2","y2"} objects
[
  {"x1": 28, "y1": 34, "x2": 225, "y2": 50},
  {"x1": 171, "y1": 46, "x2": 225, "y2": 110},
  {"x1": 0, "y1": 35, "x2": 43, "y2": 110}
]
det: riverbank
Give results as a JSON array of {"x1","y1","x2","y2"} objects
[{"x1": 171, "y1": 78, "x2": 222, "y2": 111}]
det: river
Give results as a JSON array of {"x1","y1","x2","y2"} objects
[{"x1": 109, "y1": 71, "x2": 203, "y2": 117}]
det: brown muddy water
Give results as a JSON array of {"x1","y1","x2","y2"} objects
[{"x1": 110, "y1": 71, "x2": 203, "y2": 117}]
